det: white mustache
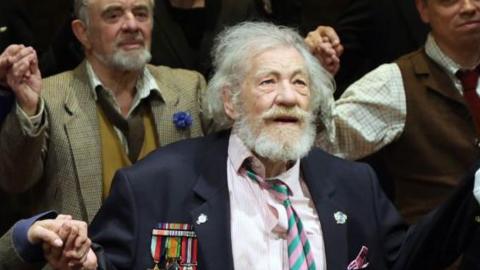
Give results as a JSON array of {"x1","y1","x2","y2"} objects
[{"x1": 261, "y1": 106, "x2": 311, "y2": 122}]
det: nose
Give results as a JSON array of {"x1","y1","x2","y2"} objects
[
  {"x1": 275, "y1": 80, "x2": 297, "y2": 107},
  {"x1": 460, "y1": 0, "x2": 478, "y2": 14},
  {"x1": 121, "y1": 11, "x2": 139, "y2": 31}
]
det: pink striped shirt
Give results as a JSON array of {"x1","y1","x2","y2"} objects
[{"x1": 227, "y1": 134, "x2": 327, "y2": 270}]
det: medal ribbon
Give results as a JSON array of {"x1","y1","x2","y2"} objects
[{"x1": 151, "y1": 223, "x2": 199, "y2": 270}]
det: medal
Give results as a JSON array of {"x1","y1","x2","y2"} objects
[{"x1": 150, "y1": 223, "x2": 198, "y2": 270}]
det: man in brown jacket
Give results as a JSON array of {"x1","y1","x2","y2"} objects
[{"x1": 0, "y1": 0, "x2": 208, "y2": 253}]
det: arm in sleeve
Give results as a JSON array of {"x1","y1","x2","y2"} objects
[
  {"x1": 0, "y1": 211, "x2": 57, "y2": 270},
  {"x1": 0, "y1": 96, "x2": 48, "y2": 193},
  {"x1": 316, "y1": 63, "x2": 406, "y2": 160}
]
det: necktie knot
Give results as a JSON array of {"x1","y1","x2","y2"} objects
[
  {"x1": 457, "y1": 68, "x2": 480, "y2": 92},
  {"x1": 244, "y1": 166, "x2": 288, "y2": 197}
]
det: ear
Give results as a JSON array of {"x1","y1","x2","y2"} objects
[
  {"x1": 222, "y1": 86, "x2": 238, "y2": 120},
  {"x1": 415, "y1": 0, "x2": 430, "y2": 24},
  {"x1": 71, "y1": 19, "x2": 91, "y2": 50}
]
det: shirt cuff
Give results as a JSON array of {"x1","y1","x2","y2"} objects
[
  {"x1": 12, "y1": 211, "x2": 58, "y2": 263},
  {"x1": 16, "y1": 98, "x2": 45, "y2": 134}
]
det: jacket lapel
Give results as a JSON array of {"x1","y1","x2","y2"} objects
[
  {"x1": 301, "y1": 151, "x2": 349, "y2": 269},
  {"x1": 147, "y1": 65, "x2": 188, "y2": 147},
  {"x1": 190, "y1": 132, "x2": 234, "y2": 270},
  {"x1": 63, "y1": 62, "x2": 103, "y2": 222}
]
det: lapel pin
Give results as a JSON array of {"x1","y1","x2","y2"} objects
[
  {"x1": 334, "y1": 211, "x2": 347, "y2": 224},
  {"x1": 196, "y1": 213, "x2": 208, "y2": 225},
  {"x1": 0, "y1": 26, "x2": 7, "y2": 33}
]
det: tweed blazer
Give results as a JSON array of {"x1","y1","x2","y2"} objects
[{"x1": 0, "y1": 62, "x2": 207, "y2": 226}]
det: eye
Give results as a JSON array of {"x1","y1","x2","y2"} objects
[
  {"x1": 259, "y1": 79, "x2": 275, "y2": 86},
  {"x1": 437, "y1": 0, "x2": 458, "y2": 5},
  {"x1": 103, "y1": 9, "x2": 123, "y2": 22},
  {"x1": 133, "y1": 8, "x2": 150, "y2": 21},
  {"x1": 293, "y1": 79, "x2": 307, "y2": 86}
]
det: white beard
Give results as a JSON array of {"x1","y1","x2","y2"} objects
[
  {"x1": 95, "y1": 48, "x2": 152, "y2": 71},
  {"x1": 234, "y1": 106, "x2": 316, "y2": 162}
]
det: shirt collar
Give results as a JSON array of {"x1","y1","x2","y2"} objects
[
  {"x1": 85, "y1": 61, "x2": 162, "y2": 116},
  {"x1": 425, "y1": 34, "x2": 463, "y2": 77},
  {"x1": 227, "y1": 133, "x2": 303, "y2": 195}
]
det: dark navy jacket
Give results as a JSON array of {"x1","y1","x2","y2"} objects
[{"x1": 90, "y1": 131, "x2": 480, "y2": 270}]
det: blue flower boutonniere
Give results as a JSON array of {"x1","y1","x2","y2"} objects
[{"x1": 172, "y1": 111, "x2": 193, "y2": 129}]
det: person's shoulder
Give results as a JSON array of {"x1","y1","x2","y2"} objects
[
  {"x1": 308, "y1": 147, "x2": 369, "y2": 169},
  {"x1": 395, "y1": 47, "x2": 426, "y2": 65},
  {"x1": 306, "y1": 147, "x2": 376, "y2": 184},
  {"x1": 147, "y1": 64, "x2": 204, "y2": 85},
  {"x1": 124, "y1": 131, "x2": 228, "y2": 176},
  {"x1": 43, "y1": 68, "x2": 77, "y2": 85}
]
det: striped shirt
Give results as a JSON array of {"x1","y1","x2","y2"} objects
[{"x1": 227, "y1": 134, "x2": 327, "y2": 270}]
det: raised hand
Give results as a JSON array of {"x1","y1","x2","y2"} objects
[
  {"x1": 0, "y1": 45, "x2": 25, "y2": 85},
  {"x1": 305, "y1": 26, "x2": 344, "y2": 75},
  {"x1": 1, "y1": 44, "x2": 42, "y2": 116}
]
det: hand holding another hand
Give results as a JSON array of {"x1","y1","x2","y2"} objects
[
  {"x1": 0, "y1": 44, "x2": 42, "y2": 116},
  {"x1": 305, "y1": 26, "x2": 344, "y2": 75},
  {"x1": 28, "y1": 214, "x2": 97, "y2": 270}
]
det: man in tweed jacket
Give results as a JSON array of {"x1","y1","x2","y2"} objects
[{"x1": 0, "y1": 0, "x2": 208, "y2": 263}]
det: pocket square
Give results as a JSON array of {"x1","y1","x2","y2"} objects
[{"x1": 347, "y1": 245, "x2": 369, "y2": 270}]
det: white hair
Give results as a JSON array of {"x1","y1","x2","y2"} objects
[
  {"x1": 206, "y1": 21, "x2": 335, "y2": 137},
  {"x1": 74, "y1": 0, "x2": 155, "y2": 27}
]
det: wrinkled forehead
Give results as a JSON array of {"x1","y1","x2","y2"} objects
[
  {"x1": 248, "y1": 47, "x2": 309, "y2": 78},
  {"x1": 89, "y1": 0, "x2": 153, "y2": 11}
]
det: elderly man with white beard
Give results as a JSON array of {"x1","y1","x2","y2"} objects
[{"x1": 11, "y1": 22, "x2": 480, "y2": 270}]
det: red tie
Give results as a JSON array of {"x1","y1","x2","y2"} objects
[{"x1": 457, "y1": 67, "x2": 480, "y2": 132}]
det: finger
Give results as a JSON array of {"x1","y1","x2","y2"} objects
[
  {"x1": 81, "y1": 249, "x2": 98, "y2": 270},
  {"x1": 43, "y1": 242, "x2": 63, "y2": 264},
  {"x1": 11, "y1": 60, "x2": 32, "y2": 79},
  {"x1": 8, "y1": 46, "x2": 36, "y2": 64},
  {"x1": 317, "y1": 26, "x2": 340, "y2": 46},
  {"x1": 0, "y1": 45, "x2": 25, "y2": 78},
  {"x1": 333, "y1": 43, "x2": 344, "y2": 57},
  {"x1": 62, "y1": 223, "x2": 80, "y2": 251},
  {"x1": 3, "y1": 44, "x2": 26, "y2": 57},
  {"x1": 309, "y1": 30, "x2": 324, "y2": 50},
  {"x1": 317, "y1": 43, "x2": 336, "y2": 58},
  {"x1": 28, "y1": 224, "x2": 63, "y2": 247},
  {"x1": 71, "y1": 238, "x2": 91, "y2": 261},
  {"x1": 1, "y1": 45, "x2": 26, "y2": 65},
  {"x1": 10, "y1": 51, "x2": 36, "y2": 76},
  {"x1": 56, "y1": 214, "x2": 73, "y2": 221},
  {"x1": 64, "y1": 233, "x2": 90, "y2": 260},
  {"x1": 58, "y1": 222, "x2": 74, "y2": 243},
  {"x1": 29, "y1": 56, "x2": 41, "y2": 78}
]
